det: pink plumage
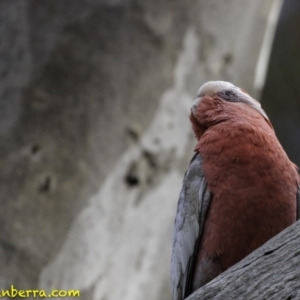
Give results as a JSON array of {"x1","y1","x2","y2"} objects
[{"x1": 171, "y1": 81, "x2": 300, "y2": 300}]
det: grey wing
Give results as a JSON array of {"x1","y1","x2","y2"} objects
[
  {"x1": 171, "y1": 153, "x2": 211, "y2": 300},
  {"x1": 297, "y1": 185, "x2": 300, "y2": 220}
]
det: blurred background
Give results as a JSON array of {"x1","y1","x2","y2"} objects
[{"x1": 0, "y1": 0, "x2": 299, "y2": 299}]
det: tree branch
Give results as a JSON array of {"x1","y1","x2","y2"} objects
[{"x1": 187, "y1": 220, "x2": 300, "y2": 300}]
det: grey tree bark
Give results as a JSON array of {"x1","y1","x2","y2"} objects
[
  {"x1": 0, "y1": 1, "x2": 282, "y2": 300},
  {"x1": 186, "y1": 220, "x2": 300, "y2": 300}
]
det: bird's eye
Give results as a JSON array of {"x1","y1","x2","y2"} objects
[{"x1": 218, "y1": 90, "x2": 239, "y2": 102}]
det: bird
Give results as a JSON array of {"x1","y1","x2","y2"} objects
[{"x1": 171, "y1": 81, "x2": 300, "y2": 300}]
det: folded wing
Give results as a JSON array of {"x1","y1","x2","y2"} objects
[{"x1": 171, "y1": 153, "x2": 211, "y2": 300}]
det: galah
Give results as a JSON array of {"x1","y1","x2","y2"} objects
[{"x1": 171, "y1": 81, "x2": 300, "y2": 300}]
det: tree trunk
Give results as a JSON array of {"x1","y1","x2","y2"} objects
[{"x1": 0, "y1": 1, "x2": 281, "y2": 300}]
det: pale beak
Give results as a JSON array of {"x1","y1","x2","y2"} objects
[{"x1": 192, "y1": 97, "x2": 202, "y2": 116}]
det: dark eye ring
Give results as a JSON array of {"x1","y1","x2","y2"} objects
[{"x1": 218, "y1": 90, "x2": 239, "y2": 102}]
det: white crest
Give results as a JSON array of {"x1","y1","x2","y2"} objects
[{"x1": 192, "y1": 81, "x2": 269, "y2": 120}]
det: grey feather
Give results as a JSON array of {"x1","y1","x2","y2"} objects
[{"x1": 171, "y1": 153, "x2": 211, "y2": 300}]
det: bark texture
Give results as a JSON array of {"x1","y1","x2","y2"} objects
[
  {"x1": 0, "y1": 1, "x2": 281, "y2": 300},
  {"x1": 187, "y1": 220, "x2": 300, "y2": 300}
]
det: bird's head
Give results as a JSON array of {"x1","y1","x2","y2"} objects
[{"x1": 190, "y1": 81, "x2": 272, "y2": 140}]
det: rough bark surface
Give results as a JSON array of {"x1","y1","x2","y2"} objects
[
  {"x1": 187, "y1": 220, "x2": 300, "y2": 300},
  {"x1": 0, "y1": 1, "x2": 280, "y2": 300}
]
